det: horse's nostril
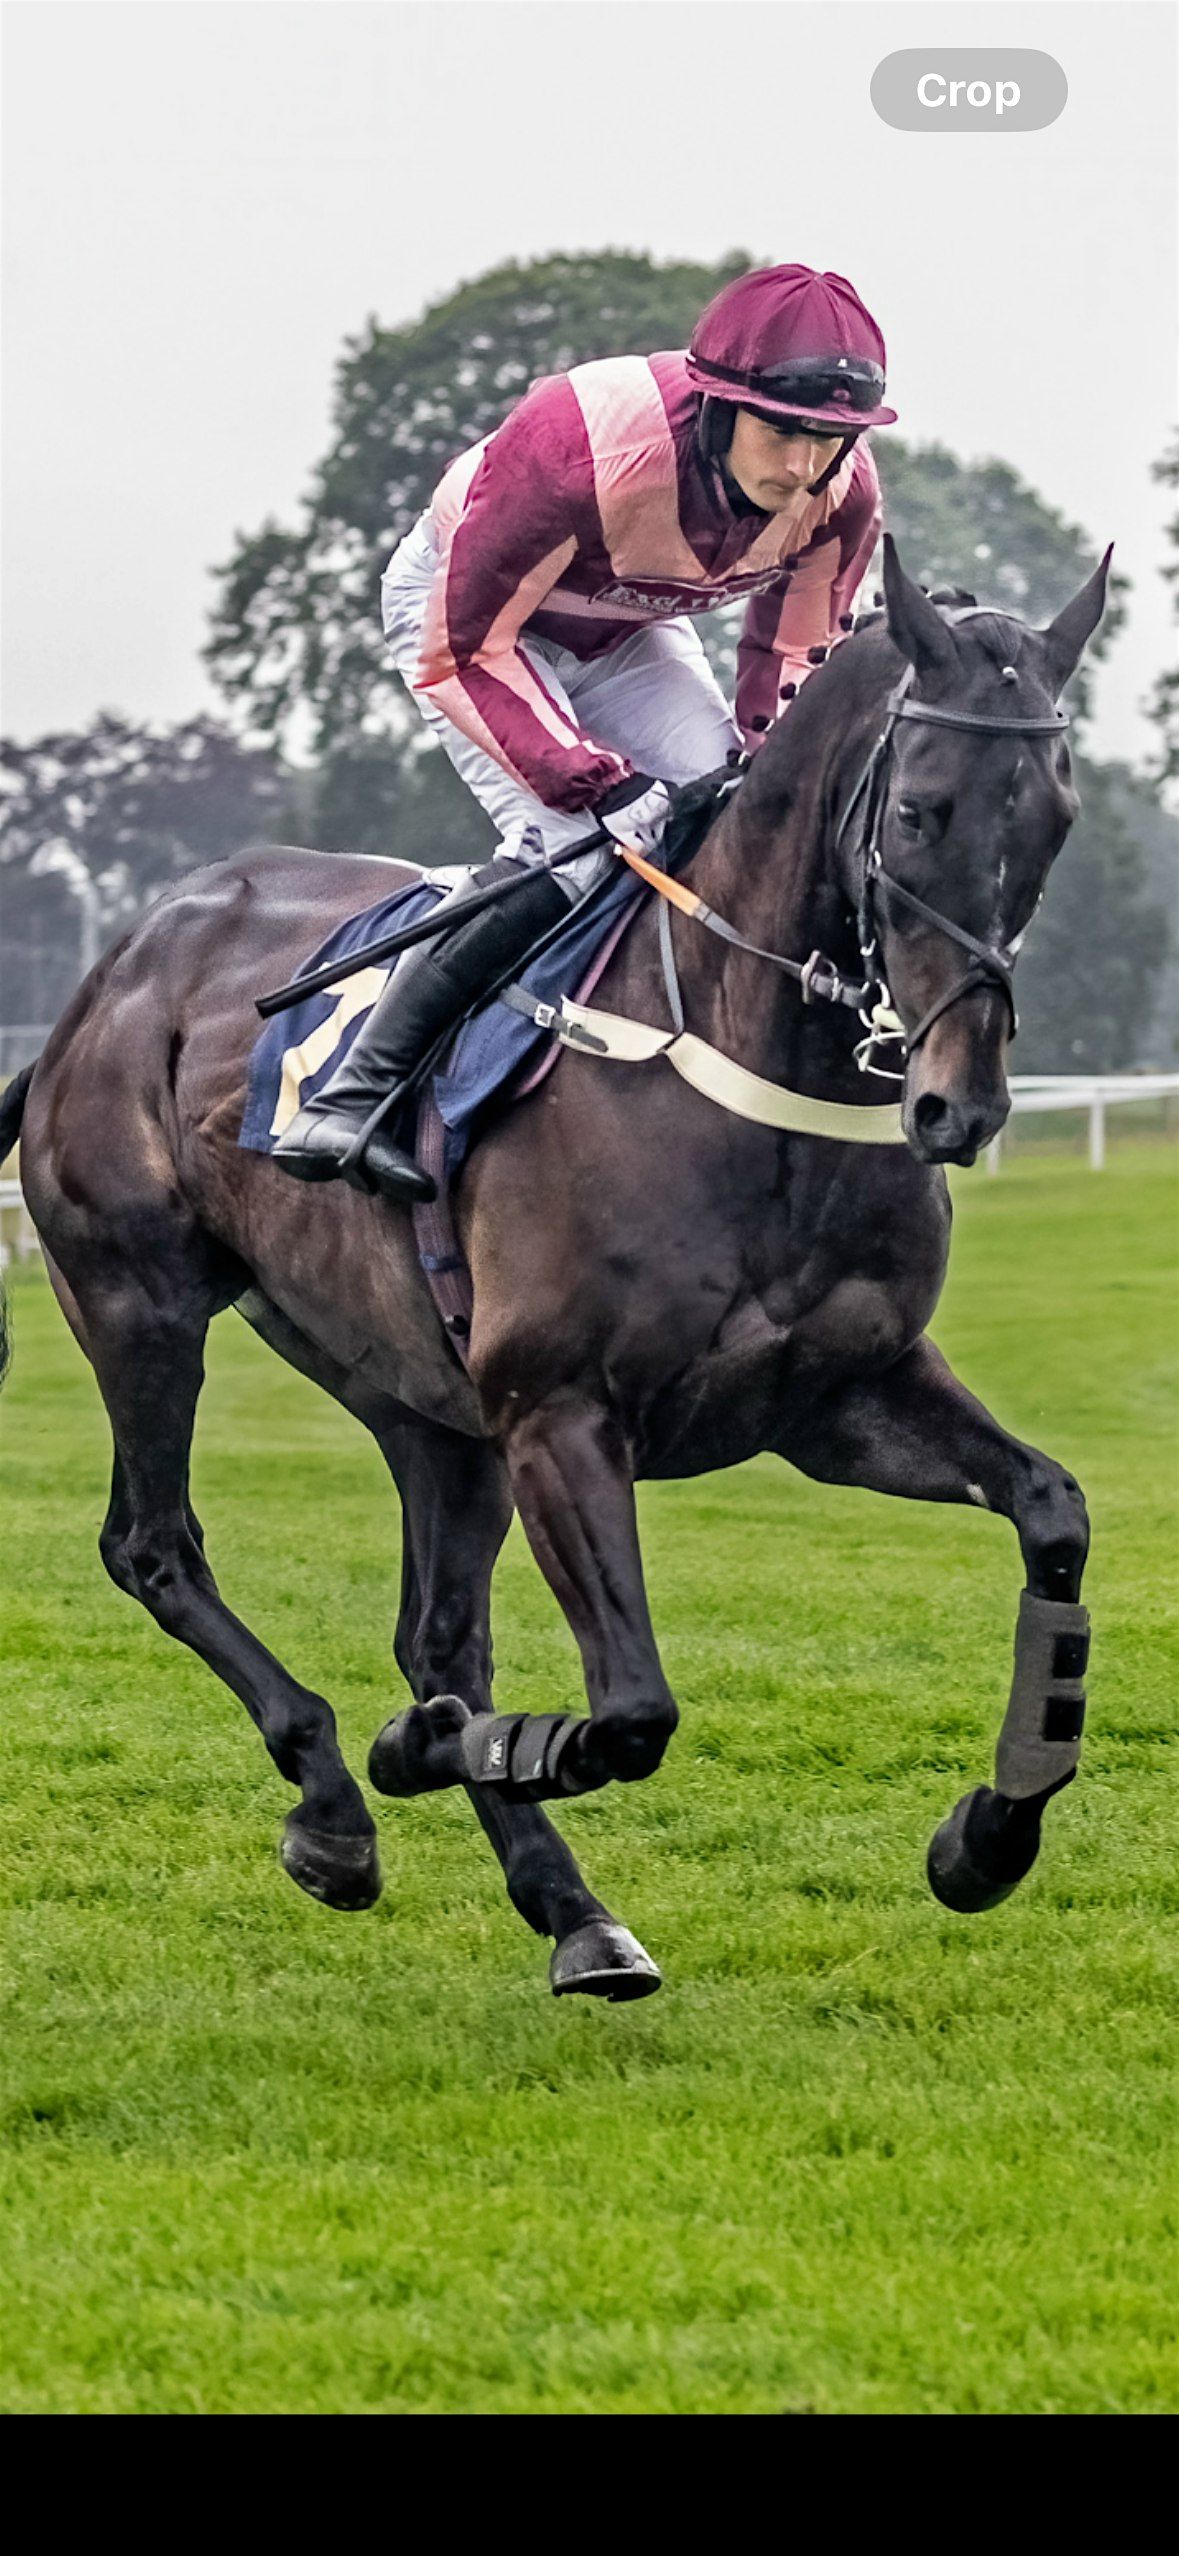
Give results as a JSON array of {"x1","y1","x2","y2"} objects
[{"x1": 915, "y1": 1093, "x2": 950, "y2": 1136}]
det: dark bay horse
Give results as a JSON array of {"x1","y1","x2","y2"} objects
[{"x1": 1, "y1": 540, "x2": 1109, "y2": 1999}]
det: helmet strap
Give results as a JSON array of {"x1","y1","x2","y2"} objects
[
  {"x1": 696, "y1": 395, "x2": 735, "y2": 464},
  {"x1": 808, "y1": 433, "x2": 858, "y2": 496}
]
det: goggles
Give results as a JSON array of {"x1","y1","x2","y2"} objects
[{"x1": 691, "y1": 353, "x2": 887, "y2": 414}]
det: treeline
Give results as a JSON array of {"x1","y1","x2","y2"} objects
[{"x1": 1, "y1": 250, "x2": 1174, "y2": 1074}]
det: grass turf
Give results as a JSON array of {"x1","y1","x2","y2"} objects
[{"x1": 1, "y1": 1142, "x2": 1175, "y2": 2413}]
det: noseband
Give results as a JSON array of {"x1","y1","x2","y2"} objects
[{"x1": 835, "y1": 650, "x2": 1070, "y2": 1079}]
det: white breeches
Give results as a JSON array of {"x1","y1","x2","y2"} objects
[{"x1": 380, "y1": 516, "x2": 741, "y2": 894}]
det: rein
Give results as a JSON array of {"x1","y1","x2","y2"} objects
[{"x1": 617, "y1": 840, "x2": 869, "y2": 1014}]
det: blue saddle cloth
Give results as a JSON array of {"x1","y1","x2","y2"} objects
[{"x1": 240, "y1": 866, "x2": 646, "y2": 1180}]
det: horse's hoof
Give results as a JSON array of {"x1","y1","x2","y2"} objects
[
  {"x1": 550, "y1": 1920, "x2": 663, "y2": 2002},
  {"x1": 280, "y1": 1815, "x2": 382, "y2": 1911},
  {"x1": 368, "y1": 1695, "x2": 472, "y2": 1797},
  {"x1": 927, "y1": 1784, "x2": 1041, "y2": 1914}
]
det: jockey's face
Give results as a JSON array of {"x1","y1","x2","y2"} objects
[{"x1": 727, "y1": 407, "x2": 845, "y2": 510}]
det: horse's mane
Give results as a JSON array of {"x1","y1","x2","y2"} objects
[
  {"x1": 853, "y1": 583, "x2": 1030, "y2": 666},
  {"x1": 854, "y1": 581, "x2": 978, "y2": 630}
]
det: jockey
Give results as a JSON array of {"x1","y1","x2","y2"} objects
[{"x1": 274, "y1": 264, "x2": 897, "y2": 1200}]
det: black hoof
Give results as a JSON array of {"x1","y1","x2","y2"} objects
[
  {"x1": 927, "y1": 1784, "x2": 1042, "y2": 1914},
  {"x1": 550, "y1": 1920, "x2": 663, "y2": 2002},
  {"x1": 368, "y1": 1695, "x2": 472, "y2": 1797},
  {"x1": 280, "y1": 1815, "x2": 382, "y2": 1911}
]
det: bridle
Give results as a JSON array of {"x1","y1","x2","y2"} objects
[
  {"x1": 832, "y1": 638, "x2": 1070, "y2": 1080},
  {"x1": 617, "y1": 617, "x2": 1071, "y2": 1084}
]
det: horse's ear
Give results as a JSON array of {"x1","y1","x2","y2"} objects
[
  {"x1": 1039, "y1": 545, "x2": 1114, "y2": 695},
  {"x1": 881, "y1": 533, "x2": 958, "y2": 677}
]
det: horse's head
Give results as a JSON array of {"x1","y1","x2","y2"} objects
[{"x1": 840, "y1": 535, "x2": 1111, "y2": 1166}]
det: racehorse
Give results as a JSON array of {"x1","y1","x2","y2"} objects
[{"x1": 1, "y1": 538, "x2": 1109, "y2": 2001}]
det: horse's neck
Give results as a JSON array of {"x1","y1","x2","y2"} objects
[
  {"x1": 656, "y1": 719, "x2": 867, "y2": 1092},
  {"x1": 691, "y1": 784, "x2": 833, "y2": 962}
]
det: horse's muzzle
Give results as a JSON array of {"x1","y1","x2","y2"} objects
[
  {"x1": 904, "y1": 1084, "x2": 1010, "y2": 1166},
  {"x1": 901, "y1": 984, "x2": 1012, "y2": 1166}
]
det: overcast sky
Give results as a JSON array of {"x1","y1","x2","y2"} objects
[{"x1": 3, "y1": 0, "x2": 1175, "y2": 771}]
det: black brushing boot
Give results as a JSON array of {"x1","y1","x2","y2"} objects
[{"x1": 272, "y1": 861, "x2": 573, "y2": 1202}]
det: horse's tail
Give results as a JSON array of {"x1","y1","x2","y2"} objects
[
  {"x1": 0, "y1": 1063, "x2": 37, "y2": 1392},
  {"x1": 0, "y1": 1063, "x2": 34, "y2": 1170}
]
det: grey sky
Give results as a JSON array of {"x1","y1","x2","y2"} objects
[{"x1": 3, "y1": 0, "x2": 1175, "y2": 769}]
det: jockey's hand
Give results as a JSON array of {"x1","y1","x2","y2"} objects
[{"x1": 598, "y1": 774, "x2": 677, "y2": 857}]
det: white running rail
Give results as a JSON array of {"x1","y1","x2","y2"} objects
[
  {"x1": 991, "y1": 1074, "x2": 1179, "y2": 1172},
  {"x1": 0, "y1": 1180, "x2": 40, "y2": 1267}
]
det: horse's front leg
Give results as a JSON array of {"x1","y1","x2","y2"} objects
[{"x1": 779, "y1": 1334, "x2": 1090, "y2": 1912}]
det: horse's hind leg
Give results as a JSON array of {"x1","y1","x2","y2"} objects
[
  {"x1": 778, "y1": 1332, "x2": 1091, "y2": 1913},
  {"x1": 373, "y1": 1397, "x2": 679, "y2": 1808},
  {"x1": 367, "y1": 1408, "x2": 661, "y2": 1999},
  {"x1": 71, "y1": 1243, "x2": 379, "y2": 1910}
]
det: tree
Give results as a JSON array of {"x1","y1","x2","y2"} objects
[
  {"x1": 6, "y1": 253, "x2": 1164, "y2": 1075},
  {"x1": 1146, "y1": 431, "x2": 1179, "y2": 786},
  {"x1": 205, "y1": 250, "x2": 1128, "y2": 852},
  {"x1": 204, "y1": 250, "x2": 752, "y2": 766},
  {"x1": 1016, "y1": 755, "x2": 1174, "y2": 1072},
  {"x1": 313, "y1": 728, "x2": 496, "y2": 863},
  {"x1": 877, "y1": 444, "x2": 1124, "y2": 660},
  {"x1": 0, "y1": 713, "x2": 293, "y2": 1035}
]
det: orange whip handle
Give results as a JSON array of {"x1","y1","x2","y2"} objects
[{"x1": 617, "y1": 844, "x2": 707, "y2": 919}]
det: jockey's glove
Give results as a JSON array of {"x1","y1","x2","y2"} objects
[{"x1": 598, "y1": 774, "x2": 677, "y2": 857}]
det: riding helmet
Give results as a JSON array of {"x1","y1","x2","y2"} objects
[{"x1": 687, "y1": 265, "x2": 898, "y2": 436}]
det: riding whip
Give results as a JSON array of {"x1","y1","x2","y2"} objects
[{"x1": 253, "y1": 760, "x2": 743, "y2": 1020}]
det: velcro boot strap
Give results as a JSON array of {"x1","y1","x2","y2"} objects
[
  {"x1": 459, "y1": 1711, "x2": 602, "y2": 1802},
  {"x1": 995, "y1": 1589, "x2": 1089, "y2": 1801}
]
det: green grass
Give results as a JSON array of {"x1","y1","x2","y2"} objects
[{"x1": 1, "y1": 1143, "x2": 1176, "y2": 2413}]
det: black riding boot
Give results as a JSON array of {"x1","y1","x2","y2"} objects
[{"x1": 272, "y1": 861, "x2": 573, "y2": 1202}]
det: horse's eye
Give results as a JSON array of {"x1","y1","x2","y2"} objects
[{"x1": 896, "y1": 801, "x2": 922, "y2": 835}]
